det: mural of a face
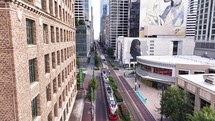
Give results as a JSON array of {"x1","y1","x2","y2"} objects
[{"x1": 130, "y1": 39, "x2": 141, "y2": 61}]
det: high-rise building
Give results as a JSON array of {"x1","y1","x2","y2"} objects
[
  {"x1": 0, "y1": 0, "x2": 77, "y2": 120},
  {"x1": 75, "y1": 0, "x2": 93, "y2": 66},
  {"x1": 100, "y1": 0, "x2": 109, "y2": 48},
  {"x1": 75, "y1": 0, "x2": 89, "y2": 21},
  {"x1": 194, "y1": 0, "x2": 215, "y2": 58},
  {"x1": 109, "y1": 0, "x2": 129, "y2": 49},
  {"x1": 128, "y1": 0, "x2": 140, "y2": 37},
  {"x1": 186, "y1": 0, "x2": 198, "y2": 38}
]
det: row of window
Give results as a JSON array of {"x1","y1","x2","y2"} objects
[
  {"x1": 26, "y1": 19, "x2": 75, "y2": 45},
  {"x1": 41, "y1": 0, "x2": 74, "y2": 25},
  {"x1": 44, "y1": 47, "x2": 75, "y2": 73},
  {"x1": 138, "y1": 64, "x2": 205, "y2": 76},
  {"x1": 32, "y1": 86, "x2": 77, "y2": 120},
  {"x1": 29, "y1": 55, "x2": 75, "y2": 83}
]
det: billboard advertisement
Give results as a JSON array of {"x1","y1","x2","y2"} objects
[
  {"x1": 139, "y1": 0, "x2": 188, "y2": 37},
  {"x1": 116, "y1": 37, "x2": 147, "y2": 64}
]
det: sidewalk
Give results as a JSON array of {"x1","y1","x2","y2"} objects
[
  {"x1": 69, "y1": 55, "x2": 95, "y2": 121},
  {"x1": 113, "y1": 65, "x2": 162, "y2": 121}
]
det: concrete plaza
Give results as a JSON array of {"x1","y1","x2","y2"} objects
[{"x1": 113, "y1": 67, "x2": 162, "y2": 121}]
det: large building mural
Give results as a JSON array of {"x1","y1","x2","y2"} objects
[{"x1": 139, "y1": 0, "x2": 188, "y2": 36}]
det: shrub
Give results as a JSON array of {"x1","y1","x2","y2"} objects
[
  {"x1": 119, "y1": 104, "x2": 132, "y2": 121},
  {"x1": 108, "y1": 60, "x2": 115, "y2": 68},
  {"x1": 114, "y1": 67, "x2": 119, "y2": 70},
  {"x1": 77, "y1": 73, "x2": 85, "y2": 89},
  {"x1": 109, "y1": 76, "x2": 118, "y2": 92},
  {"x1": 114, "y1": 90, "x2": 123, "y2": 102}
]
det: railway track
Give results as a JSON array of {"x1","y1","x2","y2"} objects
[{"x1": 110, "y1": 69, "x2": 145, "y2": 121}]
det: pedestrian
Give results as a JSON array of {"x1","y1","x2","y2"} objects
[
  {"x1": 139, "y1": 84, "x2": 141, "y2": 88},
  {"x1": 109, "y1": 70, "x2": 110, "y2": 75}
]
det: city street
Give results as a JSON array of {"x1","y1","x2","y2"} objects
[{"x1": 97, "y1": 48, "x2": 156, "y2": 121}]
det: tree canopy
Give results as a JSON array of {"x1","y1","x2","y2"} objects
[
  {"x1": 159, "y1": 86, "x2": 193, "y2": 121},
  {"x1": 188, "y1": 106, "x2": 215, "y2": 121},
  {"x1": 107, "y1": 47, "x2": 114, "y2": 57}
]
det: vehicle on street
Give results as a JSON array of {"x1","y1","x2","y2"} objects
[{"x1": 104, "y1": 83, "x2": 118, "y2": 120}]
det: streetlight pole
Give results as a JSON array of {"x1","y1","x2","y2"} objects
[
  {"x1": 135, "y1": 65, "x2": 137, "y2": 91},
  {"x1": 161, "y1": 86, "x2": 164, "y2": 121},
  {"x1": 91, "y1": 87, "x2": 93, "y2": 121}
]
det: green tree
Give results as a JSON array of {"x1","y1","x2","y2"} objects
[
  {"x1": 159, "y1": 86, "x2": 193, "y2": 121},
  {"x1": 94, "y1": 53, "x2": 99, "y2": 68},
  {"x1": 76, "y1": 57, "x2": 79, "y2": 68},
  {"x1": 107, "y1": 47, "x2": 114, "y2": 57},
  {"x1": 79, "y1": 20, "x2": 85, "y2": 25},
  {"x1": 88, "y1": 77, "x2": 98, "y2": 101},
  {"x1": 188, "y1": 106, "x2": 215, "y2": 121}
]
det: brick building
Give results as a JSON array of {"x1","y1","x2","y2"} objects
[{"x1": 0, "y1": 0, "x2": 77, "y2": 121}]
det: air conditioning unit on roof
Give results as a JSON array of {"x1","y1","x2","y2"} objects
[{"x1": 204, "y1": 75, "x2": 215, "y2": 85}]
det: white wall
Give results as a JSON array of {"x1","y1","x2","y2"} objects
[{"x1": 116, "y1": 36, "x2": 195, "y2": 65}]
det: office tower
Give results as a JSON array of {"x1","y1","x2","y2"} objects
[
  {"x1": 0, "y1": 0, "x2": 77, "y2": 120},
  {"x1": 75, "y1": 0, "x2": 89, "y2": 21},
  {"x1": 186, "y1": 0, "x2": 198, "y2": 38},
  {"x1": 109, "y1": 0, "x2": 129, "y2": 49},
  {"x1": 194, "y1": 0, "x2": 215, "y2": 58},
  {"x1": 100, "y1": 0, "x2": 109, "y2": 48},
  {"x1": 75, "y1": 0, "x2": 92, "y2": 66},
  {"x1": 128, "y1": 0, "x2": 140, "y2": 37}
]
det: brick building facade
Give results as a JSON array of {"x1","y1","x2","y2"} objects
[{"x1": 0, "y1": 0, "x2": 77, "y2": 121}]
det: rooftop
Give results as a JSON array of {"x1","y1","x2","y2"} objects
[
  {"x1": 179, "y1": 74, "x2": 215, "y2": 94},
  {"x1": 137, "y1": 55, "x2": 215, "y2": 66}
]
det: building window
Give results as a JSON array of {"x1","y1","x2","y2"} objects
[
  {"x1": 53, "y1": 78, "x2": 57, "y2": 93},
  {"x1": 194, "y1": 71, "x2": 205, "y2": 74},
  {"x1": 49, "y1": 0, "x2": 53, "y2": 15},
  {"x1": 26, "y1": 19, "x2": 34, "y2": 44},
  {"x1": 41, "y1": 0, "x2": 46, "y2": 11},
  {"x1": 56, "y1": 27, "x2": 59, "y2": 42},
  {"x1": 52, "y1": 52, "x2": 56, "y2": 69},
  {"x1": 60, "y1": 29, "x2": 63, "y2": 42},
  {"x1": 46, "y1": 83, "x2": 51, "y2": 101},
  {"x1": 57, "y1": 51, "x2": 60, "y2": 65},
  {"x1": 48, "y1": 112, "x2": 52, "y2": 121},
  {"x1": 63, "y1": 90, "x2": 65, "y2": 101},
  {"x1": 54, "y1": 103, "x2": 58, "y2": 117},
  {"x1": 29, "y1": 58, "x2": 36, "y2": 83},
  {"x1": 55, "y1": 1, "x2": 58, "y2": 17},
  {"x1": 64, "y1": 30, "x2": 66, "y2": 42},
  {"x1": 64, "y1": 48, "x2": 66, "y2": 61},
  {"x1": 178, "y1": 70, "x2": 189, "y2": 75},
  {"x1": 32, "y1": 95, "x2": 39, "y2": 118},
  {"x1": 51, "y1": 26, "x2": 55, "y2": 43},
  {"x1": 58, "y1": 74, "x2": 61, "y2": 87},
  {"x1": 45, "y1": 54, "x2": 50, "y2": 73},
  {"x1": 43, "y1": 24, "x2": 48, "y2": 44},
  {"x1": 59, "y1": 96, "x2": 62, "y2": 108},
  {"x1": 173, "y1": 41, "x2": 178, "y2": 55},
  {"x1": 66, "y1": 103, "x2": 68, "y2": 114},
  {"x1": 61, "y1": 49, "x2": 64, "y2": 63},
  {"x1": 62, "y1": 70, "x2": 64, "y2": 82},
  {"x1": 59, "y1": 6, "x2": 62, "y2": 20},
  {"x1": 63, "y1": 110, "x2": 66, "y2": 121}
]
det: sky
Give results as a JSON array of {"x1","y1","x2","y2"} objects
[{"x1": 92, "y1": 0, "x2": 100, "y2": 40}]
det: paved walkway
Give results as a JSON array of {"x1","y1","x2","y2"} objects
[
  {"x1": 113, "y1": 67, "x2": 162, "y2": 121},
  {"x1": 69, "y1": 54, "x2": 95, "y2": 121}
]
